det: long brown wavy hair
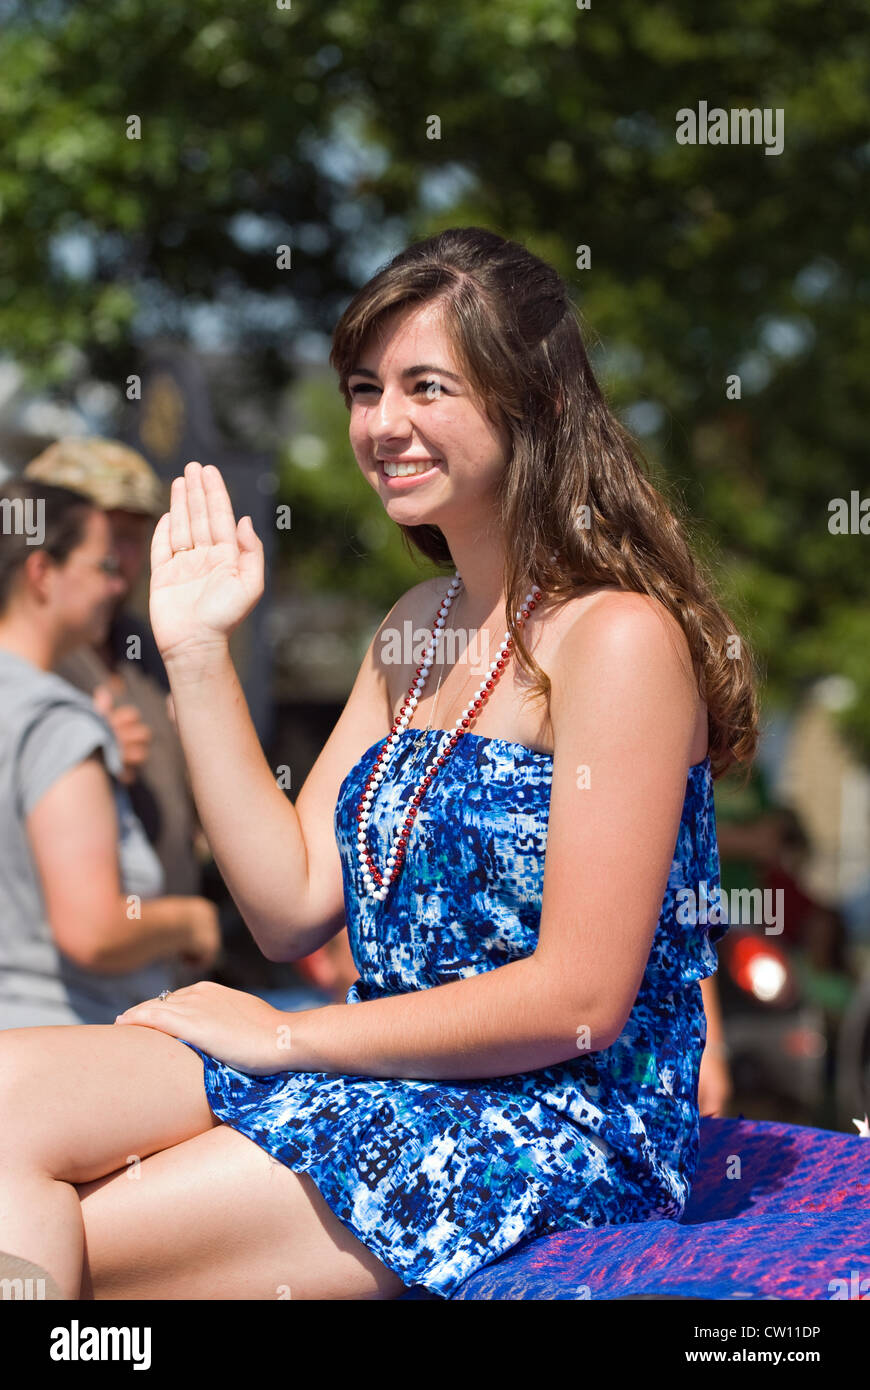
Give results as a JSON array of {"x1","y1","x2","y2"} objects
[{"x1": 329, "y1": 226, "x2": 761, "y2": 782}]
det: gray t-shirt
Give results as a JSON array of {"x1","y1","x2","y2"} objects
[{"x1": 0, "y1": 647, "x2": 174, "y2": 1026}]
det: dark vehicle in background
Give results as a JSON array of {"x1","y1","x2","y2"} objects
[
  {"x1": 714, "y1": 802, "x2": 865, "y2": 1131},
  {"x1": 716, "y1": 921, "x2": 864, "y2": 1130},
  {"x1": 836, "y1": 967, "x2": 870, "y2": 1133}
]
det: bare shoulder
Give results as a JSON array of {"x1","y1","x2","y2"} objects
[
  {"x1": 368, "y1": 576, "x2": 448, "y2": 666},
  {"x1": 376, "y1": 574, "x2": 455, "y2": 696},
  {"x1": 546, "y1": 586, "x2": 706, "y2": 763},
  {"x1": 403, "y1": 574, "x2": 454, "y2": 616},
  {"x1": 550, "y1": 587, "x2": 694, "y2": 675},
  {"x1": 384, "y1": 575, "x2": 456, "y2": 645}
]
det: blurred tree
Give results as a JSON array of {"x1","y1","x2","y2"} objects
[{"x1": 0, "y1": 0, "x2": 867, "y2": 753}]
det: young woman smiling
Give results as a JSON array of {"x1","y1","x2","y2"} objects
[{"x1": 0, "y1": 227, "x2": 758, "y2": 1301}]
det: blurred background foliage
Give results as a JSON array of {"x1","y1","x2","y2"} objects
[{"x1": 0, "y1": 0, "x2": 868, "y2": 750}]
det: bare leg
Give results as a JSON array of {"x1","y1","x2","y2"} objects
[
  {"x1": 0, "y1": 1023, "x2": 410, "y2": 1300},
  {"x1": 0, "y1": 1024, "x2": 219, "y2": 1298},
  {"x1": 76, "y1": 1125, "x2": 407, "y2": 1300}
]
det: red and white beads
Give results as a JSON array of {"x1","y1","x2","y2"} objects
[{"x1": 356, "y1": 573, "x2": 543, "y2": 901}]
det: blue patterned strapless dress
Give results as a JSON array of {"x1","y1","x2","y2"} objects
[{"x1": 179, "y1": 727, "x2": 727, "y2": 1299}]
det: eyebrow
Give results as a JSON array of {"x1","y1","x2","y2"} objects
[{"x1": 347, "y1": 363, "x2": 464, "y2": 383}]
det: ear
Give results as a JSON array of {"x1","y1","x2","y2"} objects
[{"x1": 21, "y1": 547, "x2": 54, "y2": 599}]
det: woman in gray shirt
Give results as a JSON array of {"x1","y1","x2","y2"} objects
[{"x1": 0, "y1": 479, "x2": 220, "y2": 1026}]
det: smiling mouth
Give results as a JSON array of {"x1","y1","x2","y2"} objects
[{"x1": 378, "y1": 458, "x2": 442, "y2": 481}]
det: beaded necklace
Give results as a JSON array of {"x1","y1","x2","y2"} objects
[{"x1": 356, "y1": 571, "x2": 543, "y2": 900}]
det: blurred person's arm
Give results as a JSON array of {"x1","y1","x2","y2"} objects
[
  {"x1": 98, "y1": 668, "x2": 212, "y2": 877},
  {"x1": 715, "y1": 815, "x2": 782, "y2": 864},
  {"x1": 698, "y1": 972, "x2": 733, "y2": 1117},
  {"x1": 93, "y1": 681, "x2": 152, "y2": 785},
  {"x1": 296, "y1": 928, "x2": 360, "y2": 1002},
  {"x1": 58, "y1": 651, "x2": 153, "y2": 789},
  {"x1": 26, "y1": 753, "x2": 220, "y2": 975}
]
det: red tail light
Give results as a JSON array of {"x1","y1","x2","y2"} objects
[{"x1": 724, "y1": 930, "x2": 798, "y2": 1007}]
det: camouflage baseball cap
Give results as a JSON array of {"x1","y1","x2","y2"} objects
[{"x1": 23, "y1": 436, "x2": 166, "y2": 519}]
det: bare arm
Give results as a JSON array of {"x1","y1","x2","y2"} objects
[
  {"x1": 149, "y1": 460, "x2": 405, "y2": 964},
  {"x1": 700, "y1": 972, "x2": 728, "y2": 1057},
  {"x1": 698, "y1": 971, "x2": 733, "y2": 1116},
  {"x1": 27, "y1": 754, "x2": 200, "y2": 974},
  {"x1": 164, "y1": 607, "x2": 416, "y2": 961},
  {"x1": 162, "y1": 648, "x2": 308, "y2": 956}
]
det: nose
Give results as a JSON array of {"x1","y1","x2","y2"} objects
[{"x1": 367, "y1": 382, "x2": 412, "y2": 445}]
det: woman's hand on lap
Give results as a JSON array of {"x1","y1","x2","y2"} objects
[{"x1": 113, "y1": 981, "x2": 314, "y2": 1076}]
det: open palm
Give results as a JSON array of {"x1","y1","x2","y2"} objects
[{"x1": 149, "y1": 461, "x2": 265, "y2": 664}]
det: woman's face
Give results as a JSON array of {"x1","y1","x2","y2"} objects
[
  {"x1": 52, "y1": 508, "x2": 125, "y2": 649},
  {"x1": 347, "y1": 300, "x2": 512, "y2": 530}
]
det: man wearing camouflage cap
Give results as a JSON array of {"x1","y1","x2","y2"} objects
[
  {"x1": 23, "y1": 437, "x2": 206, "y2": 899},
  {"x1": 24, "y1": 436, "x2": 166, "y2": 520}
]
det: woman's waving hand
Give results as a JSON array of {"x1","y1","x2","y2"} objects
[{"x1": 149, "y1": 461, "x2": 265, "y2": 667}]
